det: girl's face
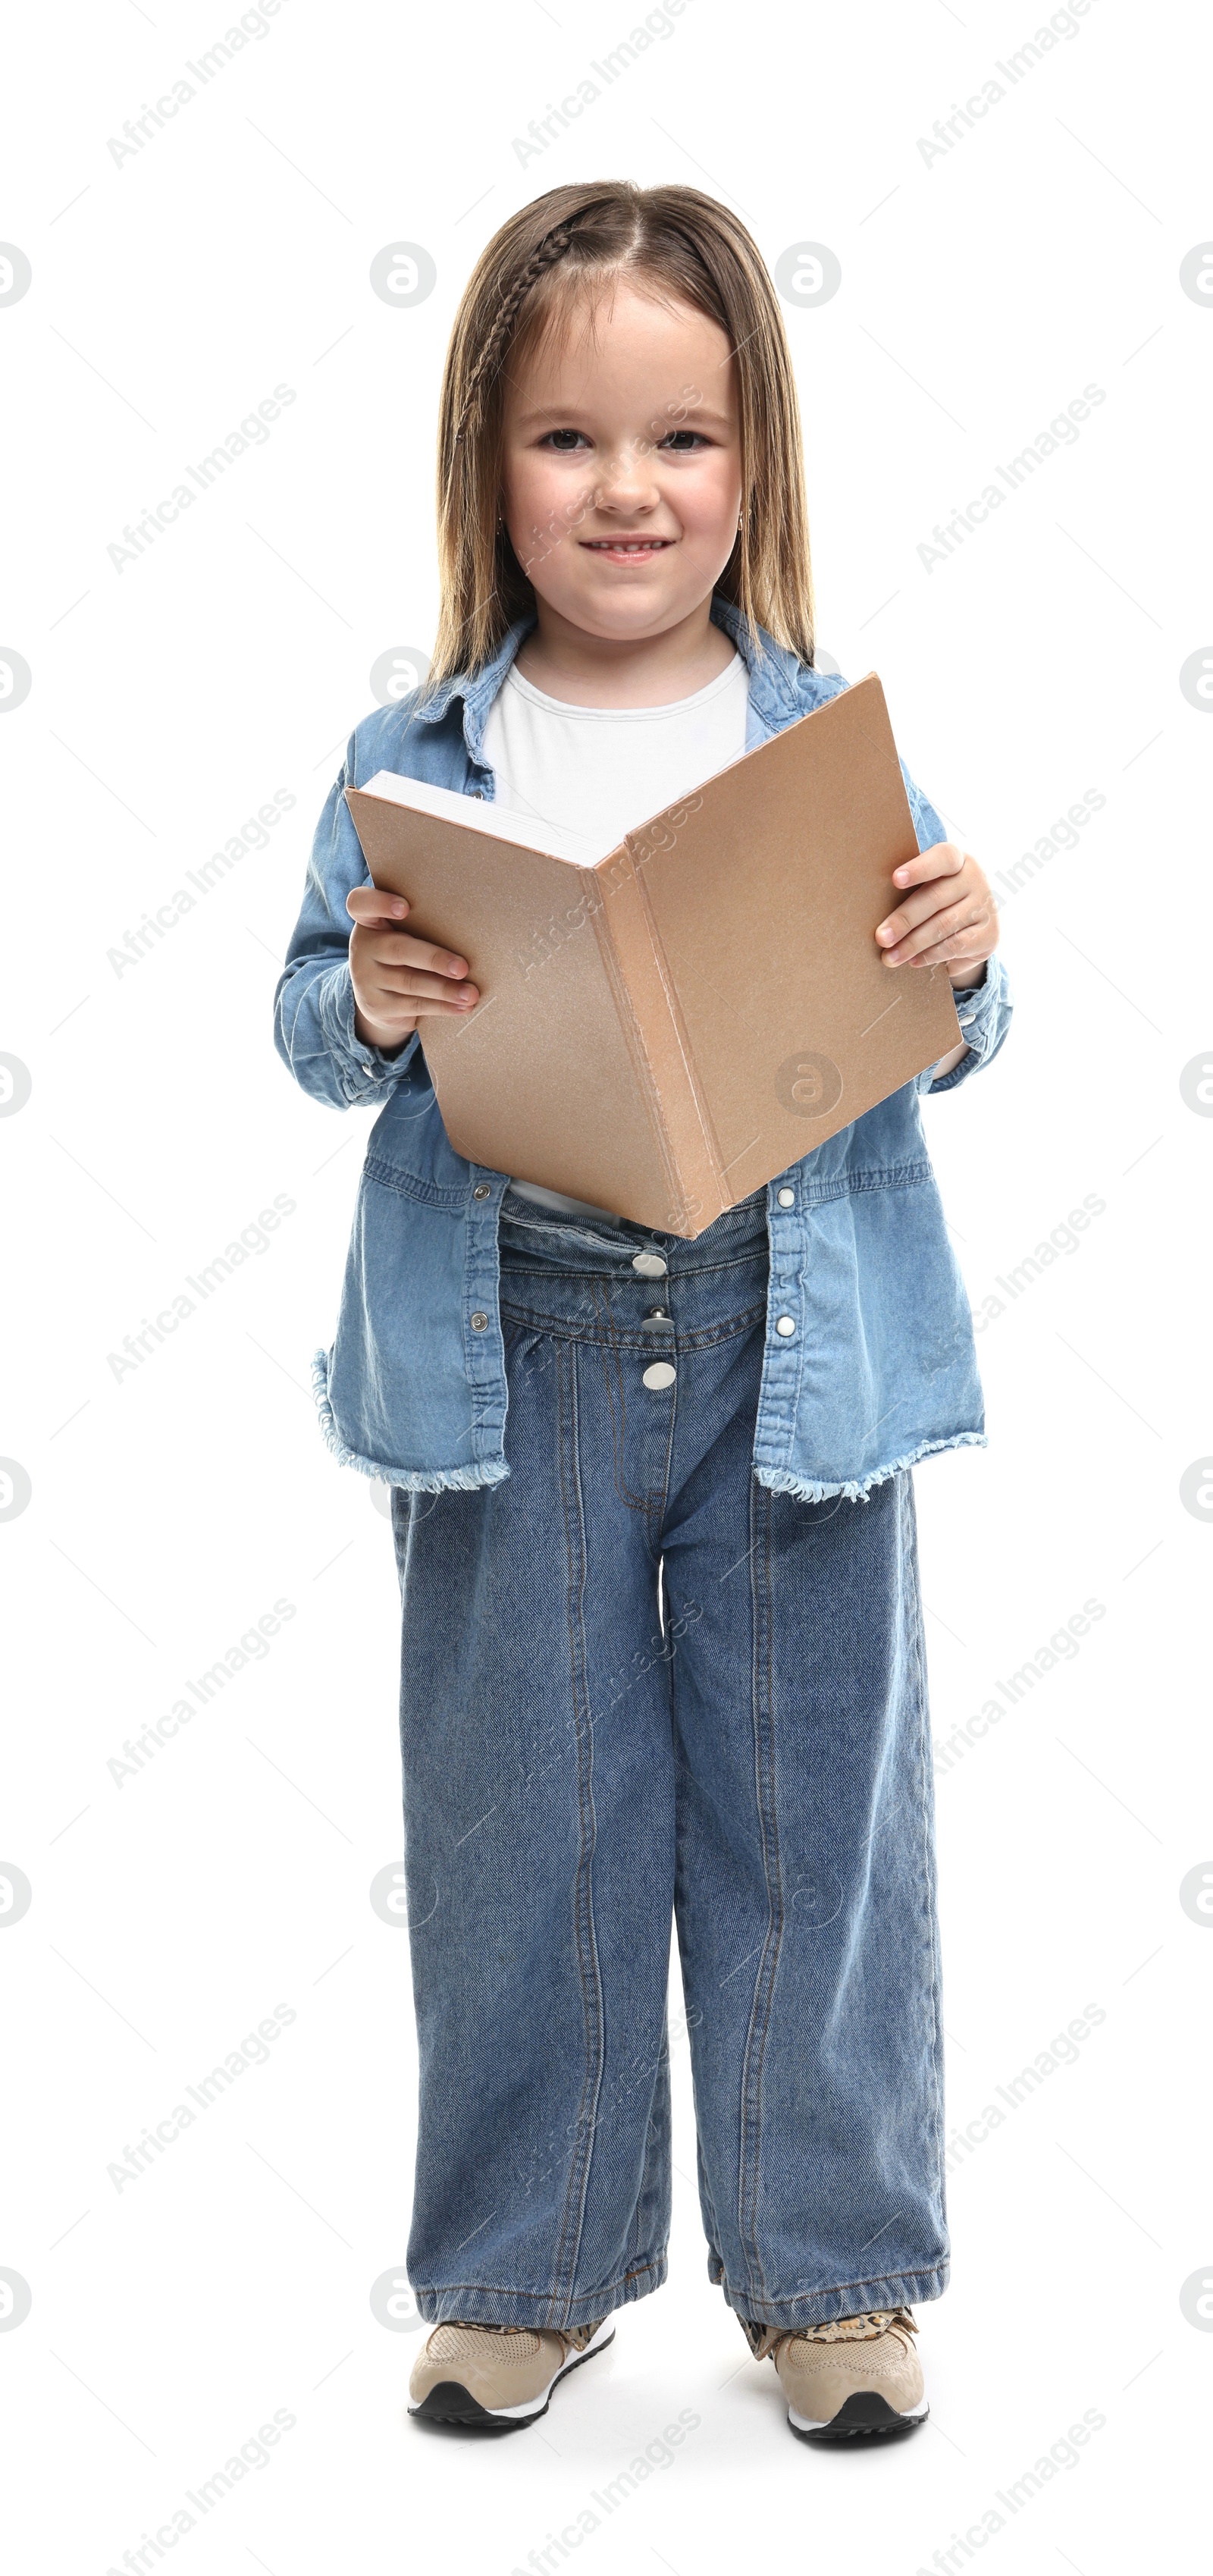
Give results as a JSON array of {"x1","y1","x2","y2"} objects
[{"x1": 499, "y1": 281, "x2": 742, "y2": 645}]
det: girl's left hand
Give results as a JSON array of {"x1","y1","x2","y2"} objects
[{"x1": 874, "y1": 843, "x2": 999, "y2": 988}]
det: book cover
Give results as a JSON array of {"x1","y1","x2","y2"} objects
[{"x1": 344, "y1": 673, "x2": 960, "y2": 1236}]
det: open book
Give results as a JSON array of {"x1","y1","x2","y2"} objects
[{"x1": 344, "y1": 672, "x2": 959, "y2": 1238}]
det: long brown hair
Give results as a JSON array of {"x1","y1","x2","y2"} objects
[{"x1": 430, "y1": 181, "x2": 815, "y2": 683}]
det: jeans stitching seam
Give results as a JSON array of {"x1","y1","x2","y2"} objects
[
  {"x1": 497, "y1": 1302, "x2": 768, "y2": 1352},
  {"x1": 625, "y1": 2007, "x2": 669, "y2": 2273},
  {"x1": 548, "y1": 1336, "x2": 605, "y2": 2317},
  {"x1": 907, "y1": 1473, "x2": 948, "y2": 2235},
  {"x1": 412, "y1": 2251, "x2": 670, "y2": 2306},
  {"x1": 593, "y1": 1288, "x2": 663, "y2": 1516},
  {"x1": 737, "y1": 1479, "x2": 782, "y2": 2304},
  {"x1": 719, "y1": 2263, "x2": 950, "y2": 2320}
]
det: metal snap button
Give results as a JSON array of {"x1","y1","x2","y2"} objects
[
  {"x1": 472, "y1": 1183, "x2": 491, "y2": 1199},
  {"x1": 642, "y1": 1360, "x2": 676, "y2": 1389},
  {"x1": 632, "y1": 1250, "x2": 668, "y2": 1277},
  {"x1": 776, "y1": 1316, "x2": 796, "y2": 1337},
  {"x1": 777, "y1": 1188, "x2": 795, "y2": 1207},
  {"x1": 470, "y1": 1311, "x2": 489, "y2": 1331}
]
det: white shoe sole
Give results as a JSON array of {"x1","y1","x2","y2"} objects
[
  {"x1": 789, "y1": 2389, "x2": 929, "y2": 2440},
  {"x1": 409, "y1": 2316, "x2": 616, "y2": 2430}
]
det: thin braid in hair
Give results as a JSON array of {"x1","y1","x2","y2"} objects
[
  {"x1": 452, "y1": 220, "x2": 585, "y2": 444},
  {"x1": 431, "y1": 184, "x2": 817, "y2": 679}
]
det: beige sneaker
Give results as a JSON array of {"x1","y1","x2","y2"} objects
[
  {"x1": 408, "y1": 2317, "x2": 614, "y2": 2430},
  {"x1": 743, "y1": 2307, "x2": 927, "y2": 2441}
]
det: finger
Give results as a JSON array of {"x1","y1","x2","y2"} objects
[
  {"x1": 409, "y1": 991, "x2": 485, "y2": 1017},
  {"x1": 876, "y1": 861, "x2": 979, "y2": 948},
  {"x1": 362, "y1": 991, "x2": 478, "y2": 1025},
  {"x1": 905, "y1": 921, "x2": 995, "y2": 968},
  {"x1": 365, "y1": 967, "x2": 479, "y2": 1008},
  {"x1": 346, "y1": 885, "x2": 411, "y2": 924},
  {"x1": 907, "y1": 937, "x2": 985, "y2": 969},
  {"x1": 890, "y1": 841, "x2": 964, "y2": 892},
  {"x1": 876, "y1": 884, "x2": 958, "y2": 946},
  {"x1": 359, "y1": 990, "x2": 481, "y2": 1025},
  {"x1": 880, "y1": 896, "x2": 979, "y2": 964},
  {"x1": 365, "y1": 930, "x2": 472, "y2": 978}
]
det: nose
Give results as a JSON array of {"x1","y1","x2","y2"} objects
[{"x1": 593, "y1": 439, "x2": 662, "y2": 517}]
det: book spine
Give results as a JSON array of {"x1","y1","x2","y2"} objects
[{"x1": 588, "y1": 842, "x2": 729, "y2": 1236}]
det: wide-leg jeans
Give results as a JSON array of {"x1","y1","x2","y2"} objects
[{"x1": 390, "y1": 1186, "x2": 949, "y2": 2330}]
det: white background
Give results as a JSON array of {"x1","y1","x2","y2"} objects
[{"x1": 2, "y1": 1, "x2": 1210, "y2": 2568}]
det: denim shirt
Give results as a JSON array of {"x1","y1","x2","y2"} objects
[{"x1": 274, "y1": 596, "x2": 1012, "y2": 1501}]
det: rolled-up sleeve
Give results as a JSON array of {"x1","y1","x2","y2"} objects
[
  {"x1": 273, "y1": 751, "x2": 420, "y2": 1111},
  {"x1": 896, "y1": 760, "x2": 1014, "y2": 1093},
  {"x1": 920, "y1": 952, "x2": 1014, "y2": 1092}
]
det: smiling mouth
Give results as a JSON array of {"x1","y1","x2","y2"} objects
[{"x1": 581, "y1": 537, "x2": 672, "y2": 556}]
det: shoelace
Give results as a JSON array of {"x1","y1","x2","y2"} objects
[{"x1": 741, "y1": 2305, "x2": 918, "y2": 2364}]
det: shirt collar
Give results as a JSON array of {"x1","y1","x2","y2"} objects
[
  {"x1": 415, "y1": 615, "x2": 535, "y2": 764},
  {"x1": 414, "y1": 593, "x2": 807, "y2": 762}
]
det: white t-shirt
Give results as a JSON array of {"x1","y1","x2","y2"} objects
[{"x1": 483, "y1": 652, "x2": 751, "y2": 1219}]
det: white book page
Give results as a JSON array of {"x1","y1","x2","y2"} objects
[{"x1": 359, "y1": 769, "x2": 608, "y2": 868}]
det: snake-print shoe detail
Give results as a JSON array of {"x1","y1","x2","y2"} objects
[{"x1": 741, "y1": 2307, "x2": 928, "y2": 2441}]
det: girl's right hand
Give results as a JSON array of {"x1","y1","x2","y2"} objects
[{"x1": 346, "y1": 886, "x2": 480, "y2": 1053}]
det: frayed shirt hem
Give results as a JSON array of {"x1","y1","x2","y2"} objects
[
  {"x1": 754, "y1": 1429, "x2": 987, "y2": 1504},
  {"x1": 310, "y1": 1349, "x2": 511, "y2": 1493}
]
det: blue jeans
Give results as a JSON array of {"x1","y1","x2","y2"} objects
[{"x1": 390, "y1": 1188, "x2": 949, "y2": 2331}]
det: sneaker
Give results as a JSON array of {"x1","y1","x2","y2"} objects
[
  {"x1": 742, "y1": 2307, "x2": 927, "y2": 2441},
  {"x1": 408, "y1": 2317, "x2": 614, "y2": 2430}
]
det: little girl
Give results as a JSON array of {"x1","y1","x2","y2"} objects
[{"x1": 275, "y1": 181, "x2": 1011, "y2": 2444}]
